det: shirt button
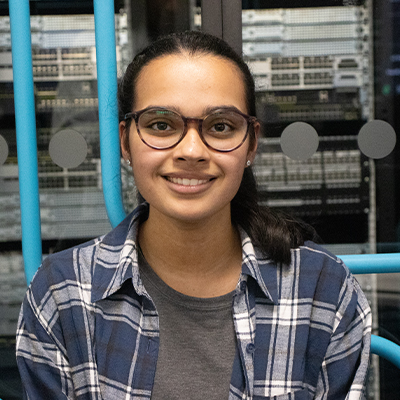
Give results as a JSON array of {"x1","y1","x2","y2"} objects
[
  {"x1": 240, "y1": 281, "x2": 247, "y2": 291},
  {"x1": 246, "y1": 343, "x2": 255, "y2": 353}
]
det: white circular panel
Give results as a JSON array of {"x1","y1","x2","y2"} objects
[
  {"x1": 280, "y1": 122, "x2": 319, "y2": 161},
  {"x1": 0, "y1": 135, "x2": 9, "y2": 165},
  {"x1": 358, "y1": 120, "x2": 396, "y2": 159},
  {"x1": 49, "y1": 129, "x2": 88, "y2": 168}
]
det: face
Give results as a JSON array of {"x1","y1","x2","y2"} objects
[{"x1": 120, "y1": 53, "x2": 259, "y2": 224}]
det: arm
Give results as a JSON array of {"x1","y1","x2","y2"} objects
[
  {"x1": 314, "y1": 273, "x2": 372, "y2": 400},
  {"x1": 16, "y1": 285, "x2": 73, "y2": 399}
]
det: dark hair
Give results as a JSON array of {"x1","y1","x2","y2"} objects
[{"x1": 118, "y1": 30, "x2": 318, "y2": 265}]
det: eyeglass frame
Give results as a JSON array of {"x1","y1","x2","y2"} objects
[{"x1": 123, "y1": 106, "x2": 258, "y2": 153}]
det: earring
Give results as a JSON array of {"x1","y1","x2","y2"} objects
[
  {"x1": 126, "y1": 159, "x2": 131, "y2": 166},
  {"x1": 246, "y1": 160, "x2": 251, "y2": 167}
]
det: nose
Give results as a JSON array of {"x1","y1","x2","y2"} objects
[{"x1": 173, "y1": 121, "x2": 209, "y2": 163}]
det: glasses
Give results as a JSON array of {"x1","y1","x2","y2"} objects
[{"x1": 124, "y1": 107, "x2": 257, "y2": 152}]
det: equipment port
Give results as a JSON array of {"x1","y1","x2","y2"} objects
[
  {"x1": 271, "y1": 73, "x2": 300, "y2": 87},
  {"x1": 304, "y1": 72, "x2": 333, "y2": 86},
  {"x1": 338, "y1": 58, "x2": 359, "y2": 69},
  {"x1": 33, "y1": 65, "x2": 58, "y2": 77},
  {"x1": 271, "y1": 57, "x2": 299, "y2": 70},
  {"x1": 61, "y1": 47, "x2": 92, "y2": 60},
  {"x1": 32, "y1": 49, "x2": 57, "y2": 61},
  {"x1": 62, "y1": 64, "x2": 94, "y2": 76},
  {"x1": 334, "y1": 73, "x2": 360, "y2": 87},
  {"x1": 304, "y1": 56, "x2": 333, "y2": 69}
]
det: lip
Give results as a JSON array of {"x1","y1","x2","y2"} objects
[{"x1": 163, "y1": 173, "x2": 216, "y2": 194}]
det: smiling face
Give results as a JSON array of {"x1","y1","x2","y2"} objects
[{"x1": 120, "y1": 53, "x2": 258, "y2": 225}]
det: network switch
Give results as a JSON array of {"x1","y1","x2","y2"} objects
[
  {"x1": 253, "y1": 136, "x2": 369, "y2": 219},
  {"x1": 248, "y1": 55, "x2": 364, "y2": 91},
  {"x1": 0, "y1": 12, "x2": 130, "y2": 247},
  {"x1": 242, "y1": 7, "x2": 362, "y2": 25}
]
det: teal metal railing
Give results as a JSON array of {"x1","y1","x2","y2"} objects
[
  {"x1": 8, "y1": 0, "x2": 400, "y2": 372},
  {"x1": 9, "y1": 0, "x2": 42, "y2": 285},
  {"x1": 93, "y1": 0, "x2": 126, "y2": 227}
]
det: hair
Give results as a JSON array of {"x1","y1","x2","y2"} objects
[{"x1": 118, "y1": 30, "x2": 319, "y2": 265}]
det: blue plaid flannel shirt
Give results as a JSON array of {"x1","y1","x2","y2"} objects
[{"x1": 16, "y1": 203, "x2": 371, "y2": 399}]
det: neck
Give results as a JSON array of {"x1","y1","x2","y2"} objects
[{"x1": 138, "y1": 205, "x2": 242, "y2": 297}]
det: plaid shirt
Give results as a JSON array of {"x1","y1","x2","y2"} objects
[{"x1": 16, "y1": 203, "x2": 371, "y2": 400}]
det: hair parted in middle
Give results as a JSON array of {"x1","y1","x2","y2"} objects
[{"x1": 118, "y1": 30, "x2": 319, "y2": 265}]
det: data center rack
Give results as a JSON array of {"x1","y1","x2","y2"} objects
[
  {"x1": 0, "y1": 13, "x2": 130, "y2": 244},
  {"x1": 239, "y1": 5, "x2": 377, "y2": 396},
  {"x1": 240, "y1": 3, "x2": 374, "y2": 248},
  {"x1": 0, "y1": 13, "x2": 130, "y2": 337}
]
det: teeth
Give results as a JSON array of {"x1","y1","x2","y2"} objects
[{"x1": 168, "y1": 177, "x2": 208, "y2": 186}]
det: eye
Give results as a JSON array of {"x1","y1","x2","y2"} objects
[
  {"x1": 212, "y1": 122, "x2": 231, "y2": 133},
  {"x1": 206, "y1": 115, "x2": 237, "y2": 136},
  {"x1": 150, "y1": 121, "x2": 172, "y2": 131},
  {"x1": 139, "y1": 109, "x2": 182, "y2": 136}
]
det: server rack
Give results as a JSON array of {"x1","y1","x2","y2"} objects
[
  {"x1": 196, "y1": 1, "x2": 374, "y2": 249},
  {"x1": 197, "y1": 2, "x2": 380, "y2": 398},
  {"x1": 0, "y1": 10, "x2": 132, "y2": 350},
  {"x1": 0, "y1": 13, "x2": 130, "y2": 245}
]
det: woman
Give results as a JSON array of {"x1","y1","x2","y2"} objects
[{"x1": 17, "y1": 31, "x2": 371, "y2": 400}]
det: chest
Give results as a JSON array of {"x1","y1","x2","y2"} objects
[{"x1": 70, "y1": 290, "x2": 329, "y2": 399}]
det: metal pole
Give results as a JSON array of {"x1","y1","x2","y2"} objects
[
  {"x1": 340, "y1": 253, "x2": 400, "y2": 274},
  {"x1": 371, "y1": 334, "x2": 400, "y2": 369},
  {"x1": 9, "y1": 0, "x2": 42, "y2": 284},
  {"x1": 94, "y1": 0, "x2": 126, "y2": 227}
]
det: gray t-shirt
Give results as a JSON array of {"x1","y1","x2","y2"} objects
[{"x1": 138, "y1": 250, "x2": 237, "y2": 400}]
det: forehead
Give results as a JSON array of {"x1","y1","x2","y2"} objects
[{"x1": 134, "y1": 53, "x2": 247, "y2": 113}]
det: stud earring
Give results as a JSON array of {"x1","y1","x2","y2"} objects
[
  {"x1": 126, "y1": 159, "x2": 131, "y2": 166},
  {"x1": 246, "y1": 160, "x2": 251, "y2": 167}
]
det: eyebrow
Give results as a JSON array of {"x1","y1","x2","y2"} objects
[{"x1": 144, "y1": 104, "x2": 245, "y2": 116}]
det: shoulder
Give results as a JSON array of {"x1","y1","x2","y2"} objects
[
  {"x1": 26, "y1": 237, "x2": 101, "y2": 309},
  {"x1": 289, "y1": 241, "x2": 367, "y2": 307},
  {"x1": 27, "y1": 206, "x2": 144, "y2": 303},
  {"x1": 295, "y1": 240, "x2": 349, "y2": 277}
]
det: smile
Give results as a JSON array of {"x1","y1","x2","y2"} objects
[{"x1": 166, "y1": 177, "x2": 210, "y2": 186}]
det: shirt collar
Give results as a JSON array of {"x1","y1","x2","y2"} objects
[
  {"x1": 91, "y1": 203, "x2": 278, "y2": 305},
  {"x1": 91, "y1": 202, "x2": 149, "y2": 303},
  {"x1": 238, "y1": 228, "x2": 279, "y2": 304}
]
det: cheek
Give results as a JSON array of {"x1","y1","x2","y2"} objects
[
  {"x1": 129, "y1": 139, "x2": 149, "y2": 184},
  {"x1": 131, "y1": 153, "x2": 151, "y2": 182},
  {"x1": 221, "y1": 147, "x2": 249, "y2": 175},
  {"x1": 130, "y1": 145, "x2": 165, "y2": 188},
  {"x1": 221, "y1": 156, "x2": 247, "y2": 193}
]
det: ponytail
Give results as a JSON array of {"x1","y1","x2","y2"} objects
[{"x1": 231, "y1": 167, "x2": 320, "y2": 265}]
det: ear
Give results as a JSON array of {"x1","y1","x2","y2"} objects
[
  {"x1": 247, "y1": 120, "x2": 260, "y2": 164},
  {"x1": 119, "y1": 120, "x2": 130, "y2": 161}
]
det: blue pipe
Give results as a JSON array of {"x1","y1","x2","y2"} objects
[
  {"x1": 93, "y1": 0, "x2": 126, "y2": 228},
  {"x1": 371, "y1": 334, "x2": 400, "y2": 369},
  {"x1": 340, "y1": 253, "x2": 400, "y2": 274},
  {"x1": 9, "y1": 0, "x2": 42, "y2": 285}
]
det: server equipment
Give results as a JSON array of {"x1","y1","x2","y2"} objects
[
  {"x1": 241, "y1": 3, "x2": 373, "y2": 248},
  {"x1": 0, "y1": 13, "x2": 130, "y2": 242}
]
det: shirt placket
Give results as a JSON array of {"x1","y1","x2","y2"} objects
[{"x1": 232, "y1": 276, "x2": 256, "y2": 400}]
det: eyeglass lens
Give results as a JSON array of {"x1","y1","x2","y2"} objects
[{"x1": 137, "y1": 109, "x2": 248, "y2": 151}]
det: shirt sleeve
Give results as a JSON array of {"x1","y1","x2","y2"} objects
[
  {"x1": 16, "y1": 283, "x2": 73, "y2": 399},
  {"x1": 314, "y1": 271, "x2": 372, "y2": 400}
]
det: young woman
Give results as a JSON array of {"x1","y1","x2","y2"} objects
[{"x1": 17, "y1": 31, "x2": 371, "y2": 400}]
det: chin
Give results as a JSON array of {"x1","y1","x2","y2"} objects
[{"x1": 168, "y1": 202, "x2": 232, "y2": 225}]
